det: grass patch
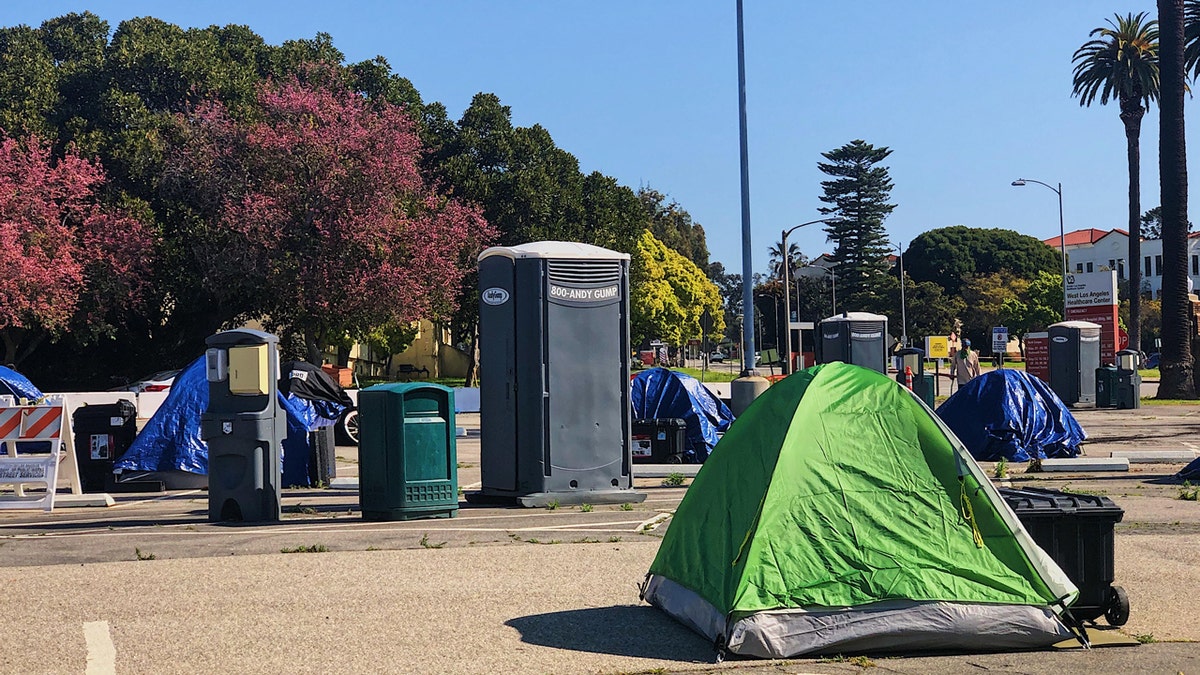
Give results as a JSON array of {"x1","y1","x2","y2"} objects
[
  {"x1": 545, "y1": 499, "x2": 559, "y2": 510},
  {"x1": 419, "y1": 533, "x2": 447, "y2": 549},
  {"x1": 1134, "y1": 633, "x2": 1158, "y2": 643},
  {"x1": 608, "y1": 536, "x2": 622, "y2": 543},
  {"x1": 135, "y1": 548, "x2": 156, "y2": 561},
  {"x1": 1179, "y1": 481, "x2": 1199, "y2": 501},
  {"x1": 670, "y1": 367, "x2": 738, "y2": 383},
  {"x1": 993, "y1": 459, "x2": 1009, "y2": 479},
  {"x1": 1140, "y1": 397, "x2": 1200, "y2": 406},
  {"x1": 620, "y1": 502, "x2": 634, "y2": 511},
  {"x1": 574, "y1": 537, "x2": 600, "y2": 544},
  {"x1": 661, "y1": 472, "x2": 686, "y2": 487},
  {"x1": 818, "y1": 654, "x2": 876, "y2": 667},
  {"x1": 579, "y1": 503, "x2": 593, "y2": 512},
  {"x1": 280, "y1": 544, "x2": 329, "y2": 554}
]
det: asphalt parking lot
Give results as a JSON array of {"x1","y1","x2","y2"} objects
[{"x1": 1, "y1": 408, "x2": 1199, "y2": 674}]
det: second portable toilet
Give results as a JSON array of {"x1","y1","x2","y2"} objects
[
  {"x1": 817, "y1": 312, "x2": 889, "y2": 373},
  {"x1": 1048, "y1": 320, "x2": 1102, "y2": 406}
]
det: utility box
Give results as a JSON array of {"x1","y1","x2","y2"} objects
[
  {"x1": 472, "y1": 241, "x2": 644, "y2": 507},
  {"x1": 1048, "y1": 320, "x2": 1101, "y2": 406},
  {"x1": 200, "y1": 329, "x2": 286, "y2": 522},
  {"x1": 894, "y1": 348, "x2": 934, "y2": 407},
  {"x1": 358, "y1": 383, "x2": 457, "y2": 521},
  {"x1": 1115, "y1": 349, "x2": 1141, "y2": 410},
  {"x1": 631, "y1": 418, "x2": 687, "y2": 464},
  {"x1": 817, "y1": 312, "x2": 889, "y2": 373},
  {"x1": 1095, "y1": 366, "x2": 1118, "y2": 408}
]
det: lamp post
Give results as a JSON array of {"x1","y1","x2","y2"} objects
[
  {"x1": 894, "y1": 242, "x2": 907, "y2": 348},
  {"x1": 780, "y1": 217, "x2": 841, "y2": 374},
  {"x1": 1012, "y1": 178, "x2": 1067, "y2": 313},
  {"x1": 807, "y1": 263, "x2": 837, "y2": 314}
]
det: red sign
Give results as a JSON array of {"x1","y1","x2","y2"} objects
[
  {"x1": 1025, "y1": 334, "x2": 1049, "y2": 382},
  {"x1": 1119, "y1": 328, "x2": 1129, "y2": 351},
  {"x1": 1065, "y1": 304, "x2": 1120, "y2": 365}
]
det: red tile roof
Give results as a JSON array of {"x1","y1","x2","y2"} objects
[{"x1": 1044, "y1": 228, "x2": 1129, "y2": 247}]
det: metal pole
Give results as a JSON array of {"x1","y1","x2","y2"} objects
[
  {"x1": 736, "y1": 0, "x2": 756, "y2": 376},
  {"x1": 781, "y1": 228, "x2": 791, "y2": 375},
  {"x1": 898, "y1": 243, "x2": 907, "y2": 347},
  {"x1": 1057, "y1": 182, "x2": 1067, "y2": 314},
  {"x1": 831, "y1": 268, "x2": 837, "y2": 314}
]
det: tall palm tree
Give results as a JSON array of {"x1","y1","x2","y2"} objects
[
  {"x1": 1182, "y1": 0, "x2": 1200, "y2": 78},
  {"x1": 1072, "y1": 12, "x2": 1159, "y2": 357},
  {"x1": 767, "y1": 241, "x2": 804, "y2": 281},
  {"x1": 1158, "y1": 0, "x2": 1196, "y2": 398}
]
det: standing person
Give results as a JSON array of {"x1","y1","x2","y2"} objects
[{"x1": 951, "y1": 339, "x2": 981, "y2": 386}]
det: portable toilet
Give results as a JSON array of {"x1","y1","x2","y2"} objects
[
  {"x1": 817, "y1": 312, "x2": 889, "y2": 373},
  {"x1": 471, "y1": 241, "x2": 645, "y2": 507},
  {"x1": 1048, "y1": 320, "x2": 1101, "y2": 406}
]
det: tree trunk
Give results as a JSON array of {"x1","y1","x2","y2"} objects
[
  {"x1": 1122, "y1": 109, "x2": 1143, "y2": 355},
  {"x1": 304, "y1": 332, "x2": 322, "y2": 366},
  {"x1": 464, "y1": 321, "x2": 480, "y2": 387},
  {"x1": 1157, "y1": 0, "x2": 1196, "y2": 398}
]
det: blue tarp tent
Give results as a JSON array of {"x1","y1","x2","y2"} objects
[
  {"x1": 115, "y1": 356, "x2": 345, "y2": 486},
  {"x1": 630, "y1": 367, "x2": 735, "y2": 463},
  {"x1": 0, "y1": 365, "x2": 43, "y2": 401},
  {"x1": 935, "y1": 369, "x2": 1086, "y2": 462}
]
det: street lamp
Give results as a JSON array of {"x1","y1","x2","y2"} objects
[
  {"x1": 1012, "y1": 178, "x2": 1067, "y2": 313},
  {"x1": 780, "y1": 217, "x2": 842, "y2": 374},
  {"x1": 894, "y1": 242, "x2": 907, "y2": 348}
]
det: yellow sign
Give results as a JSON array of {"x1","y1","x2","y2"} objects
[{"x1": 926, "y1": 336, "x2": 950, "y2": 359}]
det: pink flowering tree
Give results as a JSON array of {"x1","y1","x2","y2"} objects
[
  {"x1": 170, "y1": 73, "x2": 493, "y2": 361},
  {"x1": 0, "y1": 134, "x2": 153, "y2": 366}
]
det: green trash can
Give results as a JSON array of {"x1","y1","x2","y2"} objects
[
  {"x1": 358, "y1": 383, "x2": 458, "y2": 521},
  {"x1": 1095, "y1": 366, "x2": 1118, "y2": 408}
]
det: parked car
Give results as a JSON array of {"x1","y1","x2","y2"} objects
[
  {"x1": 709, "y1": 351, "x2": 726, "y2": 363},
  {"x1": 112, "y1": 369, "x2": 179, "y2": 393},
  {"x1": 1144, "y1": 353, "x2": 1160, "y2": 369}
]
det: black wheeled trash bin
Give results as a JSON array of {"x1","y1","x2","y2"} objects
[
  {"x1": 999, "y1": 487, "x2": 1129, "y2": 625},
  {"x1": 631, "y1": 418, "x2": 687, "y2": 463},
  {"x1": 72, "y1": 400, "x2": 137, "y2": 493},
  {"x1": 358, "y1": 383, "x2": 458, "y2": 521}
]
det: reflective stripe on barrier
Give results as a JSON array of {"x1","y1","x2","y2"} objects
[{"x1": 0, "y1": 400, "x2": 78, "y2": 511}]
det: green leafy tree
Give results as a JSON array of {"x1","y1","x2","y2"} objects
[
  {"x1": 1157, "y1": 0, "x2": 1196, "y2": 397},
  {"x1": 1073, "y1": 12, "x2": 1159, "y2": 354},
  {"x1": 631, "y1": 231, "x2": 724, "y2": 350},
  {"x1": 0, "y1": 25, "x2": 58, "y2": 138},
  {"x1": 638, "y1": 187, "x2": 710, "y2": 269},
  {"x1": 1139, "y1": 205, "x2": 1194, "y2": 238},
  {"x1": 905, "y1": 226, "x2": 1060, "y2": 297},
  {"x1": 816, "y1": 140, "x2": 896, "y2": 308},
  {"x1": 959, "y1": 273, "x2": 1029, "y2": 352},
  {"x1": 998, "y1": 271, "x2": 1063, "y2": 356}
]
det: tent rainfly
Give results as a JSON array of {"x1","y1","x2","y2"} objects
[{"x1": 641, "y1": 362, "x2": 1082, "y2": 658}]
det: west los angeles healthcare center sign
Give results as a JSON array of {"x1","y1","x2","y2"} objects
[{"x1": 1064, "y1": 271, "x2": 1119, "y2": 364}]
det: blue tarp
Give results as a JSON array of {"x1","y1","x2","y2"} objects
[
  {"x1": 115, "y1": 356, "x2": 345, "y2": 485},
  {"x1": 0, "y1": 365, "x2": 43, "y2": 400},
  {"x1": 935, "y1": 369, "x2": 1086, "y2": 462},
  {"x1": 630, "y1": 367, "x2": 735, "y2": 463}
]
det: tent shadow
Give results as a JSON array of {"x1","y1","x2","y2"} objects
[{"x1": 505, "y1": 605, "x2": 716, "y2": 661}]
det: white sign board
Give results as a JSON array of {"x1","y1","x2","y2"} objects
[
  {"x1": 992, "y1": 326, "x2": 1009, "y2": 354},
  {"x1": 1064, "y1": 270, "x2": 1118, "y2": 309}
]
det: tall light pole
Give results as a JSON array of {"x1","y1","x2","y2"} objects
[
  {"x1": 1012, "y1": 178, "x2": 1068, "y2": 313},
  {"x1": 780, "y1": 217, "x2": 841, "y2": 374},
  {"x1": 894, "y1": 242, "x2": 907, "y2": 348},
  {"x1": 736, "y1": 0, "x2": 756, "y2": 377}
]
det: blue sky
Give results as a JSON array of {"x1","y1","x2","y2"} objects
[{"x1": 7, "y1": 1, "x2": 1187, "y2": 275}]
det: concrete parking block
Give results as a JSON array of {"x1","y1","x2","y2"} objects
[{"x1": 1040, "y1": 457, "x2": 1130, "y2": 472}]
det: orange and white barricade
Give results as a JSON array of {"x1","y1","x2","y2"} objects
[{"x1": 0, "y1": 395, "x2": 83, "y2": 511}]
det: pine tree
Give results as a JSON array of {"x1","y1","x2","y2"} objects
[{"x1": 817, "y1": 139, "x2": 897, "y2": 307}]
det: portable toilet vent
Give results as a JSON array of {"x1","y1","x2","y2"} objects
[{"x1": 470, "y1": 241, "x2": 645, "y2": 507}]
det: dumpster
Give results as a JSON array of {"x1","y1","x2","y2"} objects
[
  {"x1": 1095, "y1": 366, "x2": 1118, "y2": 408},
  {"x1": 999, "y1": 487, "x2": 1129, "y2": 625},
  {"x1": 72, "y1": 400, "x2": 137, "y2": 493},
  {"x1": 631, "y1": 418, "x2": 687, "y2": 463},
  {"x1": 358, "y1": 383, "x2": 458, "y2": 521}
]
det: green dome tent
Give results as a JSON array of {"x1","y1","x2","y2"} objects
[{"x1": 641, "y1": 362, "x2": 1080, "y2": 658}]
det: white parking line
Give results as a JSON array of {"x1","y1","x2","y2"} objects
[{"x1": 83, "y1": 620, "x2": 115, "y2": 675}]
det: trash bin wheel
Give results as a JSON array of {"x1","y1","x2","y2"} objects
[
  {"x1": 337, "y1": 409, "x2": 359, "y2": 446},
  {"x1": 1105, "y1": 585, "x2": 1130, "y2": 626},
  {"x1": 666, "y1": 453, "x2": 683, "y2": 465}
]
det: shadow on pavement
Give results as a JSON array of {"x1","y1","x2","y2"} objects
[{"x1": 506, "y1": 605, "x2": 715, "y2": 661}]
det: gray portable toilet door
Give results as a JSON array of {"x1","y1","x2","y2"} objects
[
  {"x1": 544, "y1": 261, "x2": 625, "y2": 486},
  {"x1": 479, "y1": 258, "x2": 519, "y2": 492}
]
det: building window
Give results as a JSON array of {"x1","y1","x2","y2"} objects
[
  {"x1": 1118, "y1": 260, "x2": 1125, "y2": 279},
  {"x1": 1156, "y1": 255, "x2": 1163, "y2": 276},
  {"x1": 1086, "y1": 262, "x2": 1093, "y2": 273},
  {"x1": 1108, "y1": 259, "x2": 1116, "y2": 270},
  {"x1": 1076, "y1": 263, "x2": 1084, "y2": 273},
  {"x1": 1145, "y1": 256, "x2": 1153, "y2": 277},
  {"x1": 1193, "y1": 255, "x2": 1198, "y2": 276}
]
